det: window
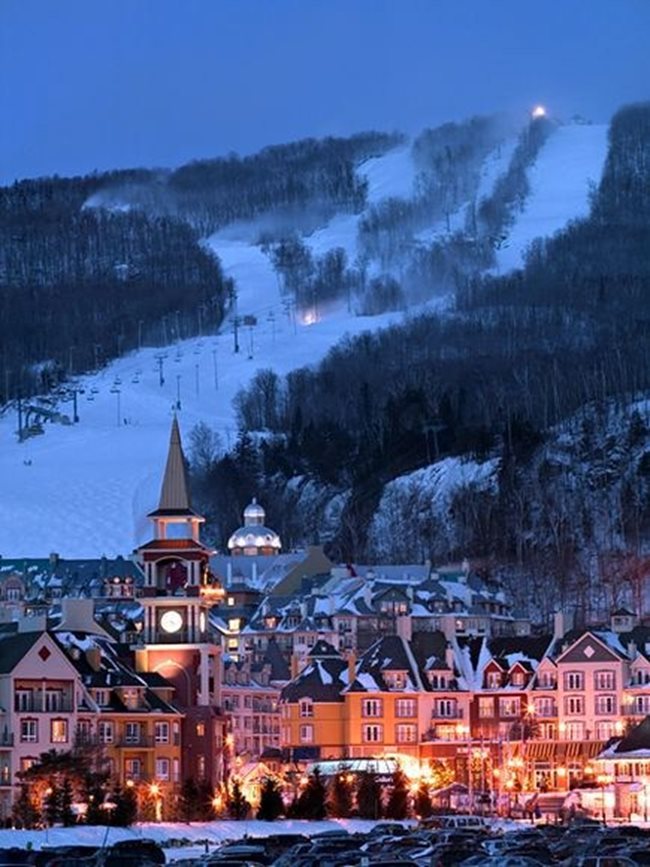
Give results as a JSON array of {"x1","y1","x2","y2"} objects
[
  {"x1": 396, "y1": 698, "x2": 416, "y2": 718},
  {"x1": 15, "y1": 690, "x2": 32, "y2": 711},
  {"x1": 385, "y1": 671, "x2": 407, "y2": 690},
  {"x1": 428, "y1": 673, "x2": 448, "y2": 689},
  {"x1": 124, "y1": 722, "x2": 141, "y2": 744},
  {"x1": 499, "y1": 697, "x2": 520, "y2": 718},
  {"x1": 362, "y1": 699, "x2": 383, "y2": 718},
  {"x1": 173, "y1": 722, "x2": 180, "y2": 745},
  {"x1": 44, "y1": 690, "x2": 64, "y2": 712},
  {"x1": 363, "y1": 724, "x2": 383, "y2": 743},
  {"x1": 155, "y1": 722, "x2": 169, "y2": 744},
  {"x1": 596, "y1": 721, "x2": 616, "y2": 740},
  {"x1": 564, "y1": 695, "x2": 585, "y2": 715},
  {"x1": 20, "y1": 719, "x2": 37, "y2": 743},
  {"x1": 486, "y1": 671, "x2": 501, "y2": 689},
  {"x1": 76, "y1": 720, "x2": 92, "y2": 743},
  {"x1": 98, "y1": 721, "x2": 113, "y2": 744},
  {"x1": 539, "y1": 722, "x2": 557, "y2": 740},
  {"x1": 534, "y1": 697, "x2": 556, "y2": 717},
  {"x1": 478, "y1": 697, "x2": 494, "y2": 719},
  {"x1": 196, "y1": 723, "x2": 205, "y2": 737},
  {"x1": 20, "y1": 757, "x2": 35, "y2": 773},
  {"x1": 635, "y1": 695, "x2": 650, "y2": 714},
  {"x1": 396, "y1": 724, "x2": 417, "y2": 743},
  {"x1": 122, "y1": 689, "x2": 138, "y2": 710},
  {"x1": 299, "y1": 700, "x2": 314, "y2": 718},
  {"x1": 436, "y1": 699, "x2": 459, "y2": 718},
  {"x1": 537, "y1": 671, "x2": 556, "y2": 689},
  {"x1": 299, "y1": 724, "x2": 313, "y2": 743},
  {"x1": 50, "y1": 719, "x2": 68, "y2": 744},
  {"x1": 172, "y1": 758, "x2": 180, "y2": 783},
  {"x1": 594, "y1": 671, "x2": 616, "y2": 691},
  {"x1": 564, "y1": 721, "x2": 585, "y2": 741},
  {"x1": 95, "y1": 690, "x2": 109, "y2": 707},
  {"x1": 564, "y1": 672, "x2": 584, "y2": 691},
  {"x1": 595, "y1": 695, "x2": 616, "y2": 715},
  {"x1": 125, "y1": 758, "x2": 141, "y2": 779},
  {"x1": 155, "y1": 758, "x2": 170, "y2": 781},
  {"x1": 197, "y1": 756, "x2": 205, "y2": 778},
  {"x1": 511, "y1": 671, "x2": 525, "y2": 687}
]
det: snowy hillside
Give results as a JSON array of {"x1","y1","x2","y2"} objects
[
  {"x1": 0, "y1": 122, "x2": 611, "y2": 559},
  {"x1": 495, "y1": 123, "x2": 609, "y2": 271}
]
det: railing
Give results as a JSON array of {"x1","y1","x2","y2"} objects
[
  {"x1": 15, "y1": 699, "x2": 74, "y2": 712},
  {"x1": 431, "y1": 707, "x2": 464, "y2": 720},
  {"x1": 622, "y1": 703, "x2": 649, "y2": 716},
  {"x1": 116, "y1": 734, "x2": 155, "y2": 748}
]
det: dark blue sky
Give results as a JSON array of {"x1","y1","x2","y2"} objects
[{"x1": 1, "y1": 0, "x2": 648, "y2": 183}]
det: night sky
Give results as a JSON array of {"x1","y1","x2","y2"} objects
[{"x1": 1, "y1": 0, "x2": 648, "y2": 182}]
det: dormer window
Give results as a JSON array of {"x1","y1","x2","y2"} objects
[
  {"x1": 384, "y1": 671, "x2": 407, "y2": 690},
  {"x1": 537, "y1": 671, "x2": 556, "y2": 689},
  {"x1": 428, "y1": 673, "x2": 448, "y2": 689},
  {"x1": 511, "y1": 671, "x2": 525, "y2": 687},
  {"x1": 122, "y1": 689, "x2": 139, "y2": 710},
  {"x1": 486, "y1": 671, "x2": 501, "y2": 689},
  {"x1": 95, "y1": 690, "x2": 109, "y2": 707},
  {"x1": 299, "y1": 700, "x2": 314, "y2": 718}
]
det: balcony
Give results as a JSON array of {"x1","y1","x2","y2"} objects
[
  {"x1": 15, "y1": 698, "x2": 74, "y2": 713},
  {"x1": 0, "y1": 733, "x2": 13, "y2": 748},
  {"x1": 431, "y1": 706, "x2": 464, "y2": 720},
  {"x1": 116, "y1": 735, "x2": 155, "y2": 748},
  {"x1": 622, "y1": 703, "x2": 649, "y2": 716}
]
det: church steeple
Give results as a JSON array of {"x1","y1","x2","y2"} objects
[
  {"x1": 158, "y1": 415, "x2": 192, "y2": 513},
  {"x1": 146, "y1": 417, "x2": 204, "y2": 540}
]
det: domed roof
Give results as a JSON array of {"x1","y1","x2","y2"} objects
[
  {"x1": 243, "y1": 497, "x2": 266, "y2": 524},
  {"x1": 227, "y1": 525, "x2": 282, "y2": 553}
]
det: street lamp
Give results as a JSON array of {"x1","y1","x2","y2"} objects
[
  {"x1": 149, "y1": 782, "x2": 162, "y2": 822},
  {"x1": 597, "y1": 773, "x2": 613, "y2": 826}
]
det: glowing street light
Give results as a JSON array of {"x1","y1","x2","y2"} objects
[{"x1": 532, "y1": 105, "x2": 547, "y2": 119}]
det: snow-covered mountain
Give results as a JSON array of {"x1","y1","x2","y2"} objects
[{"x1": 0, "y1": 121, "x2": 610, "y2": 558}]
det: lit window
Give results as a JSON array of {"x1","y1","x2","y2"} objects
[
  {"x1": 299, "y1": 700, "x2": 314, "y2": 718},
  {"x1": 50, "y1": 719, "x2": 68, "y2": 744},
  {"x1": 498, "y1": 698, "x2": 520, "y2": 718},
  {"x1": 197, "y1": 756, "x2": 206, "y2": 778},
  {"x1": 478, "y1": 697, "x2": 494, "y2": 719},
  {"x1": 125, "y1": 758, "x2": 141, "y2": 779},
  {"x1": 396, "y1": 724, "x2": 417, "y2": 743},
  {"x1": 300, "y1": 724, "x2": 313, "y2": 743},
  {"x1": 196, "y1": 723, "x2": 206, "y2": 737}
]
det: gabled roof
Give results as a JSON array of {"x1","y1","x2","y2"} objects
[
  {"x1": 0, "y1": 631, "x2": 41, "y2": 673},
  {"x1": 347, "y1": 635, "x2": 426, "y2": 693},
  {"x1": 281, "y1": 653, "x2": 348, "y2": 703},
  {"x1": 613, "y1": 715, "x2": 650, "y2": 755}
]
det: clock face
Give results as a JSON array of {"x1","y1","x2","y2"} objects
[{"x1": 160, "y1": 610, "x2": 183, "y2": 634}]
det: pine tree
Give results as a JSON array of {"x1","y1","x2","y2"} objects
[
  {"x1": 44, "y1": 782, "x2": 61, "y2": 826},
  {"x1": 12, "y1": 784, "x2": 40, "y2": 829},
  {"x1": 60, "y1": 777, "x2": 76, "y2": 827},
  {"x1": 357, "y1": 771, "x2": 382, "y2": 820},
  {"x1": 385, "y1": 768, "x2": 409, "y2": 820},
  {"x1": 228, "y1": 780, "x2": 249, "y2": 820},
  {"x1": 257, "y1": 777, "x2": 284, "y2": 821},
  {"x1": 296, "y1": 767, "x2": 327, "y2": 820},
  {"x1": 178, "y1": 778, "x2": 200, "y2": 822},
  {"x1": 329, "y1": 771, "x2": 353, "y2": 818},
  {"x1": 196, "y1": 779, "x2": 216, "y2": 821},
  {"x1": 413, "y1": 781, "x2": 433, "y2": 819},
  {"x1": 112, "y1": 784, "x2": 137, "y2": 827}
]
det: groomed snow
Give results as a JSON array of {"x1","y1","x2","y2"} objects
[{"x1": 495, "y1": 123, "x2": 609, "y2": 272}]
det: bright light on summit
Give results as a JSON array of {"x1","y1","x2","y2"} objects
[{"x1": 532, "y1": 105, "x2": 547, "y2": 119}]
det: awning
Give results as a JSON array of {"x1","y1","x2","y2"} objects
[{"x1": 525, "y1": 741, "x2": 555, "y2": 760}]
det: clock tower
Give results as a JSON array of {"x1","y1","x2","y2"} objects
[{"x1": 134, "y1": 417, "x2": 228, "y2": 785}]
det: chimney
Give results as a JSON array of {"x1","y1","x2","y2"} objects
[
  {"x1": 85, "y1": 646, "x2": 101, "y2": 672},
  {"x1": 396, "y1": 614, "x2": 412, "y2": 643},
  {"x1": 553, "y1": 610, "x2": 573, "y2": 641},
  {"x1": 17, "y1": 614, "x2": 47, "y2": 633},
  {"x1": 56, "y1": 598, "x2": 108, "y2": 636},
  {"x1": 347, "y1": 651, "x2": 356, "y2": 685},
  {"x1": 445, "y1": 642, "x2": 455, "y2": 671}
]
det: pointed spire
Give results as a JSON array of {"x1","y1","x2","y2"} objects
[{"x1": 158, "y1": 416, "x2": 191, "y2": 512}]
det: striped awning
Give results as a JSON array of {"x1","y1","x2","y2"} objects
[{"x1": 525, "y1": 741, "x2": 555, "y2": 759}]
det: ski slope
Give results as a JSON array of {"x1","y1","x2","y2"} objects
[
  {"x1": 0, "y1": 126, "x2": 611, "y2": 558},
  {"x1": 495, "y1": 123, "x2": 609, "y2": 272}
]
